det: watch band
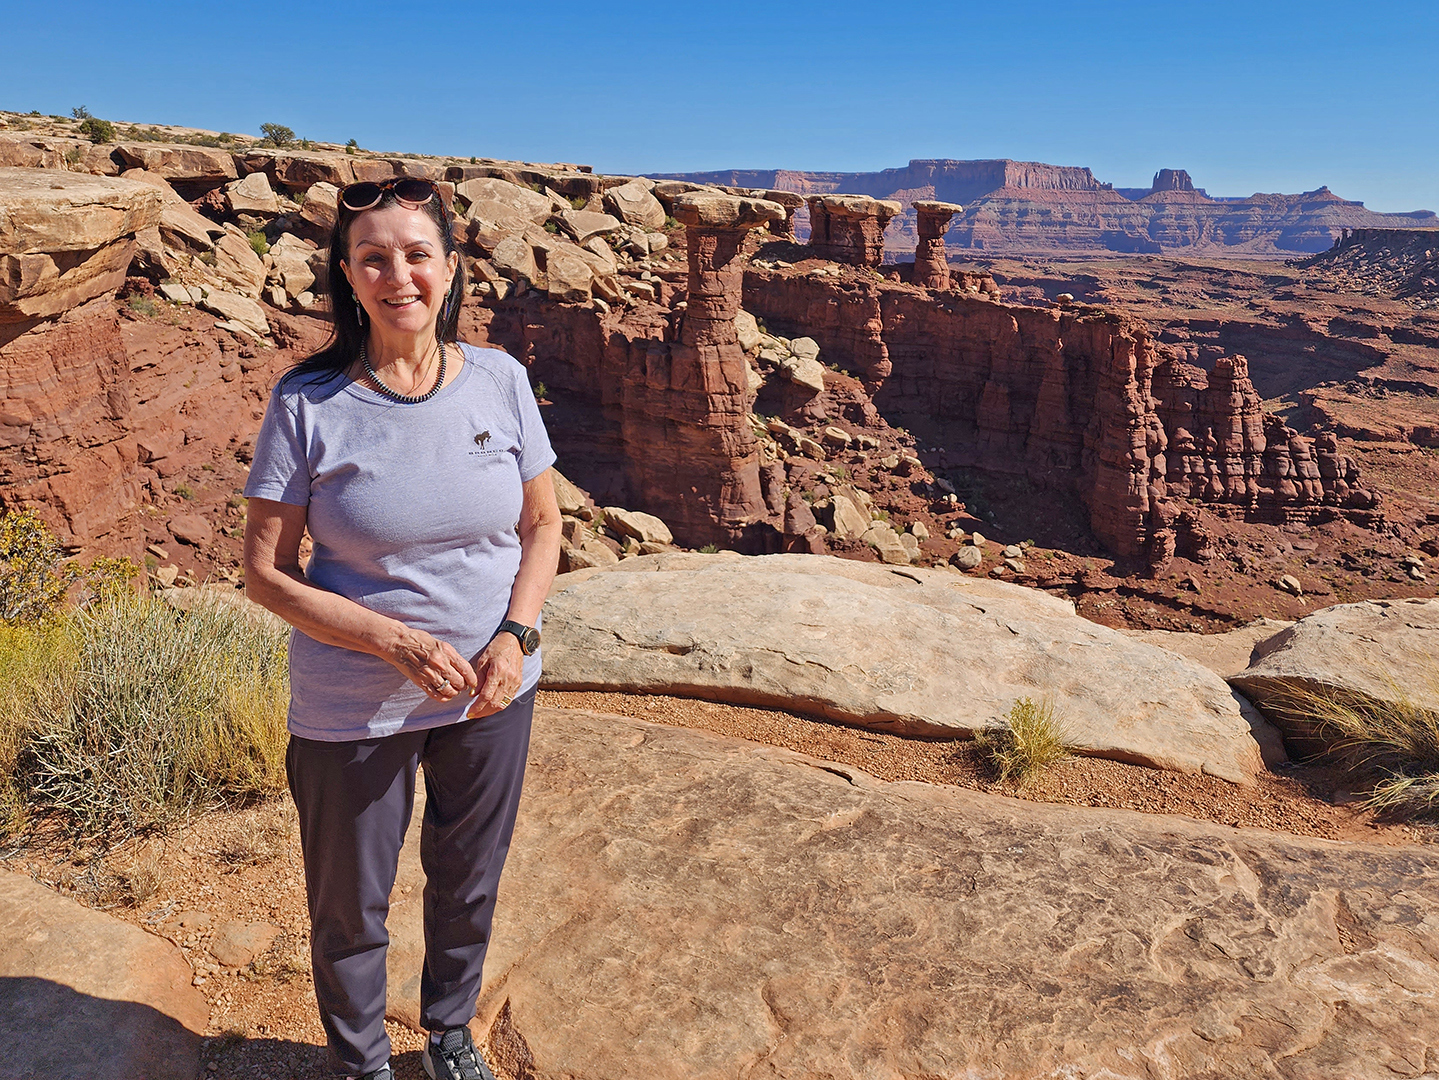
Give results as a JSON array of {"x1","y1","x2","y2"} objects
[{"x1": 497, "y1": 619, "x2": 540, "y2": 655}]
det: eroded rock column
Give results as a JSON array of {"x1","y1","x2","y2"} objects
[
  {"x1": 806, "y1": 195, "x2": 902, "y2": 267},
  {"x1": 912, "y1": 200, "x2": 963, "y2": 289},
  {"x1": 620, "y1": 192, "x2": 784, "y2": 547}
]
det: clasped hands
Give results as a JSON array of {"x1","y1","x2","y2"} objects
[{"x1": 391, "y1": 627, "x2": 523, "y2": 718}]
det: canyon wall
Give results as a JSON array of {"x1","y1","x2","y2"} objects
[{"x1": 743, "y1": 272, "x2": 1378, "y2": 563}]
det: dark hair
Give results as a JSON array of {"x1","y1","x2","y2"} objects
[{"x1": 282, "y1": 184, "x2": 467, "y2": 387}]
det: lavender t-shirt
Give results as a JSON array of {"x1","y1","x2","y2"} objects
[{"x1": 244, "y1": 343, "x2": 556, "y2": 741}]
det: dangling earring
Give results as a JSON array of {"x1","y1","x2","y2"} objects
[{"x1": 354, "y1": 300, "x2": 363, "y2": 327}]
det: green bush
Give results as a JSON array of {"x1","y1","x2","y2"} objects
[
  {"x1": 259, "y1": 122, "x2": 294, "y2": 148},
  {"x1": 70, "y1": 105, "x2": 91, "y2": 120},
  {"x1": 0, "y1": 510, "x2": 75, "y2": 624},
  {"x1": 78, "y1": 116, "x2": 115, "y2": 143},
  {"x1": 248, "y1": 230, "x2": 270, "y2": 257},
  {"x1": 346, "y1": 138, "x2": 358, "y2": 155}
]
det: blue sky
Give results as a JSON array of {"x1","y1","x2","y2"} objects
[{"x1": 4, "y1": 1, "x2": 1436, "y2": 212}]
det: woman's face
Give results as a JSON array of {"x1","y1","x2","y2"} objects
[{"x1": 340, "y1": 204, "x2": 458, "y2": 342}]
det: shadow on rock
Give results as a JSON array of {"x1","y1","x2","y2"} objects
[{"x1": 0, "y1": 976, "x2": 200, "y2": 1080}]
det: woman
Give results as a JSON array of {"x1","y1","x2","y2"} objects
[{"x1": 243, "y1": 175, "x2": 561, "y2": 1080}]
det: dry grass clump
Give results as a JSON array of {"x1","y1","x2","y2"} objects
[
  {"x1": 1282, "y1": 674, "x2": 1439, "y2": 818},
  {"x1": 979, "y1": 696, "x2": 1071, "y2": 785},
  {"x1": 0, "y1": 590, "x2": 289, "y2": 841}
]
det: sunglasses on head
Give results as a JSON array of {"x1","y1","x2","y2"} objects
[{"x1": 339, "y1": 177, "x2": 440, "y2": 213}]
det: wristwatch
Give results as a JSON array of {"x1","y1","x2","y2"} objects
[{"x1": 496, "y1": 619, "x2": 541, "y2": 655}]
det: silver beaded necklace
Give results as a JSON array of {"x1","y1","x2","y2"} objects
[{"x1": 360, "y1": 341, "x2": 448, "y2": 404}]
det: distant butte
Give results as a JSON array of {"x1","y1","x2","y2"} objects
[{"x1": 657, "y1": 159, "x2": 1436, "y2": 258}]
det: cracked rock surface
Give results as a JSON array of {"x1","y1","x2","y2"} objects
[
  {"x1": 388, "y1": 709, "x2": 1439, "y2": 1080},
  {"x1": 539, "y1": 553, "x2": 1274, "y2": 782}
]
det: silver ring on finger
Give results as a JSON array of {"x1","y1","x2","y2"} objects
[{"x1": 431, "y1": 677, "x2": 451, "y2": 693}]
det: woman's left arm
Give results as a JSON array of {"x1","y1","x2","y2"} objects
[{"x1": 470, "y1": 468, "x2": 563, "y2": 713}]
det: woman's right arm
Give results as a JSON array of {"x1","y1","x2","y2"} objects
[{"x1": 243, "y1": 497, "x2": 477, "y2": 700}]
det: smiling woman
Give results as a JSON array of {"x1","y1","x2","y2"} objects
[{"x1": 239, "y1": 175, "x2": 561, "y2": 1080}]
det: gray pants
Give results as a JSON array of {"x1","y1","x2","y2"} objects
[{"x1": 286, "y1": 690, "x2": 534, "y2": 1076}]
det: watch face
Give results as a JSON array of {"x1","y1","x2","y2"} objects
[{"x1": 521, "y1": 627, "x2": 541, "y2": 654}]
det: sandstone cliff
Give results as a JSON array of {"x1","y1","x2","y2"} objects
[{"x1": 661, "y1": 160, "x2": 1436, "y2": 258}]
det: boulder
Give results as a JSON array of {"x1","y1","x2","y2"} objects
[
  {"x1": 541, "y1": 554, "x2": 1268, "y2": 782},
  {"x1": 827, "y1": 493, "x2": 869, "y2": 540},
  {"x1": 779, "y1": 355, "x2": 825, "y2": 394},
  {"x1": 602, "y1": 506, "x2": 674, "y2": 546},
  {"x1": 464, "y1": 198, "x2": 532, "y2": 252},
  {"x1": 224, "y1": 170, "x2": 279, "y2": 216},
  {"x1": 578, "y1": 237, "x2": 618, "y2": 276},
  {"x1": 552, "y1": 470, "x2": 589, "y2": 515},
  {"x1": 235, "y1": 149, "x2": 356, "y2": 192},
  {"x1": 266, "y1": 233, "x2": 317, "y2": 299},
  {"x1": 167, "y1": 513, "x2": 214, "y2": 547},
  {"x1": 950, "y1": 546, "x2": 983, "y2": 570},
  {"x1": 455, "y1": 177, "x2": 551, "y2": 225},
  {"x1": 0, "y1": 169, "x2": 164, "y2": 322},
  {"x1": 1230, "y1": 598, "x2": 1439, "y2": 755},
  {"x1": 862, "y1": 522, "x2": 910, "y2": 565},
  {"x1": 790, "y1": 336, "x2": 821, "y2": 363},
  {"x1": 299, "y1": 181, "x2": 339, "y2": 232},
  {"x1": 111, "y1": 143, "x2": 237, "y2": 182},
  {"x1": 559, "y1": 209, "x2": 621, "y2": 245},
  {"x1": 212, "y1": 227, "x2": 266, "y2": 298},
  {"x1": 199, "y1": 290, "x2": 270, "y2": 338},
  {"x1": 544, "y1": 245, "x2": 594, "y2": 303},
  {"x1": 734, "y1": 310, "x2": 761, "y2": 353},
  {"x1": 385, "y1": 710, "x2": 1439, "y2": 1080},
  {"x1": 603, "y1": 178, "x2": 667, "y2": 230},
  {"x1": 0, "y1": 870, "x2": 207, "y2": 1080},
  {"x1": 491, "y1": 235, "x2": 539, "y2": 284}
]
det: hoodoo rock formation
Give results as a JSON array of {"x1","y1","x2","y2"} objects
[
  {"x1": 1152, "y1": 355, "x2": 1376, "y2": 515},
  {"x1": 805, "y1": 195, "x2": 901, "y2": 268},
  {"x1": 743, "y1": 269, "x2": 1379, "y2": 567},
  {"x1": 631, "y1": 192, "x2": 784, "y2": 544},
  {"x1": 911, "y1": 200, "x2": 963, "y2": 289}
]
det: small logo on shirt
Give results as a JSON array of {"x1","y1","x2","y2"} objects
[{"x1": 474, "y1": 430, "x2": 491, "y2": 448}]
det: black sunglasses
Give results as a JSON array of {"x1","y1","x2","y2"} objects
[{"x1": 339, "y1": 177, "x2": 440, "y2": 212}]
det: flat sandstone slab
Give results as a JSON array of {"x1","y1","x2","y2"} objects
[
  {"x1": 0, "y1": 870, "x2": 207, "y2": 1080},
  {"x1": 393, "y1": 709, "x2": 1439, "y2": 1079},
  {"x1": 541, "y1": 553, "x2": 1269, "y2": 781},
  {"x1": 0, "y1": 167, "x2": 163, "y2": 254}
]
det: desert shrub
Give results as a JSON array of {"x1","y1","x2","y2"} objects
[
  {"x1": 259, "y1": 122, "x2": 294, "y2": 148},
  {"x1": 346, "y1": 138, "x2": 358, "y2": 155},
  {"x1": 1282, "y1": 676, "x2": 1439, "y2": 817},
  {"x1": 569, "y1": 195, "x2": 586, "y2": 211},
  {"x1": 533, "y1": 381, "x2": 548, "y2": 400},
  {"x1": 71, "y1": 105, "x2": 91, "y2": 120},
  {"x1": 0, "y1": 509, "x2": 76, "y2": 623},
  {"x1": 981, "y1": 697, "x2": 1070, "y2": 784},
  {"x1": 78, "y1": 116, "x2": 115, "y2": 143},
  {"x1": 3, "y1": 590, "x2": 289, "y2": 839},
  {"x1": 63, "y1": 146, "x2": 84, "y2": 166},
  {"x1": 248, "y1": 230, "x2": 270, "y2": 257},
  {"x1": 127, "y1": 294, "x2": 158, "y2": 316}
]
